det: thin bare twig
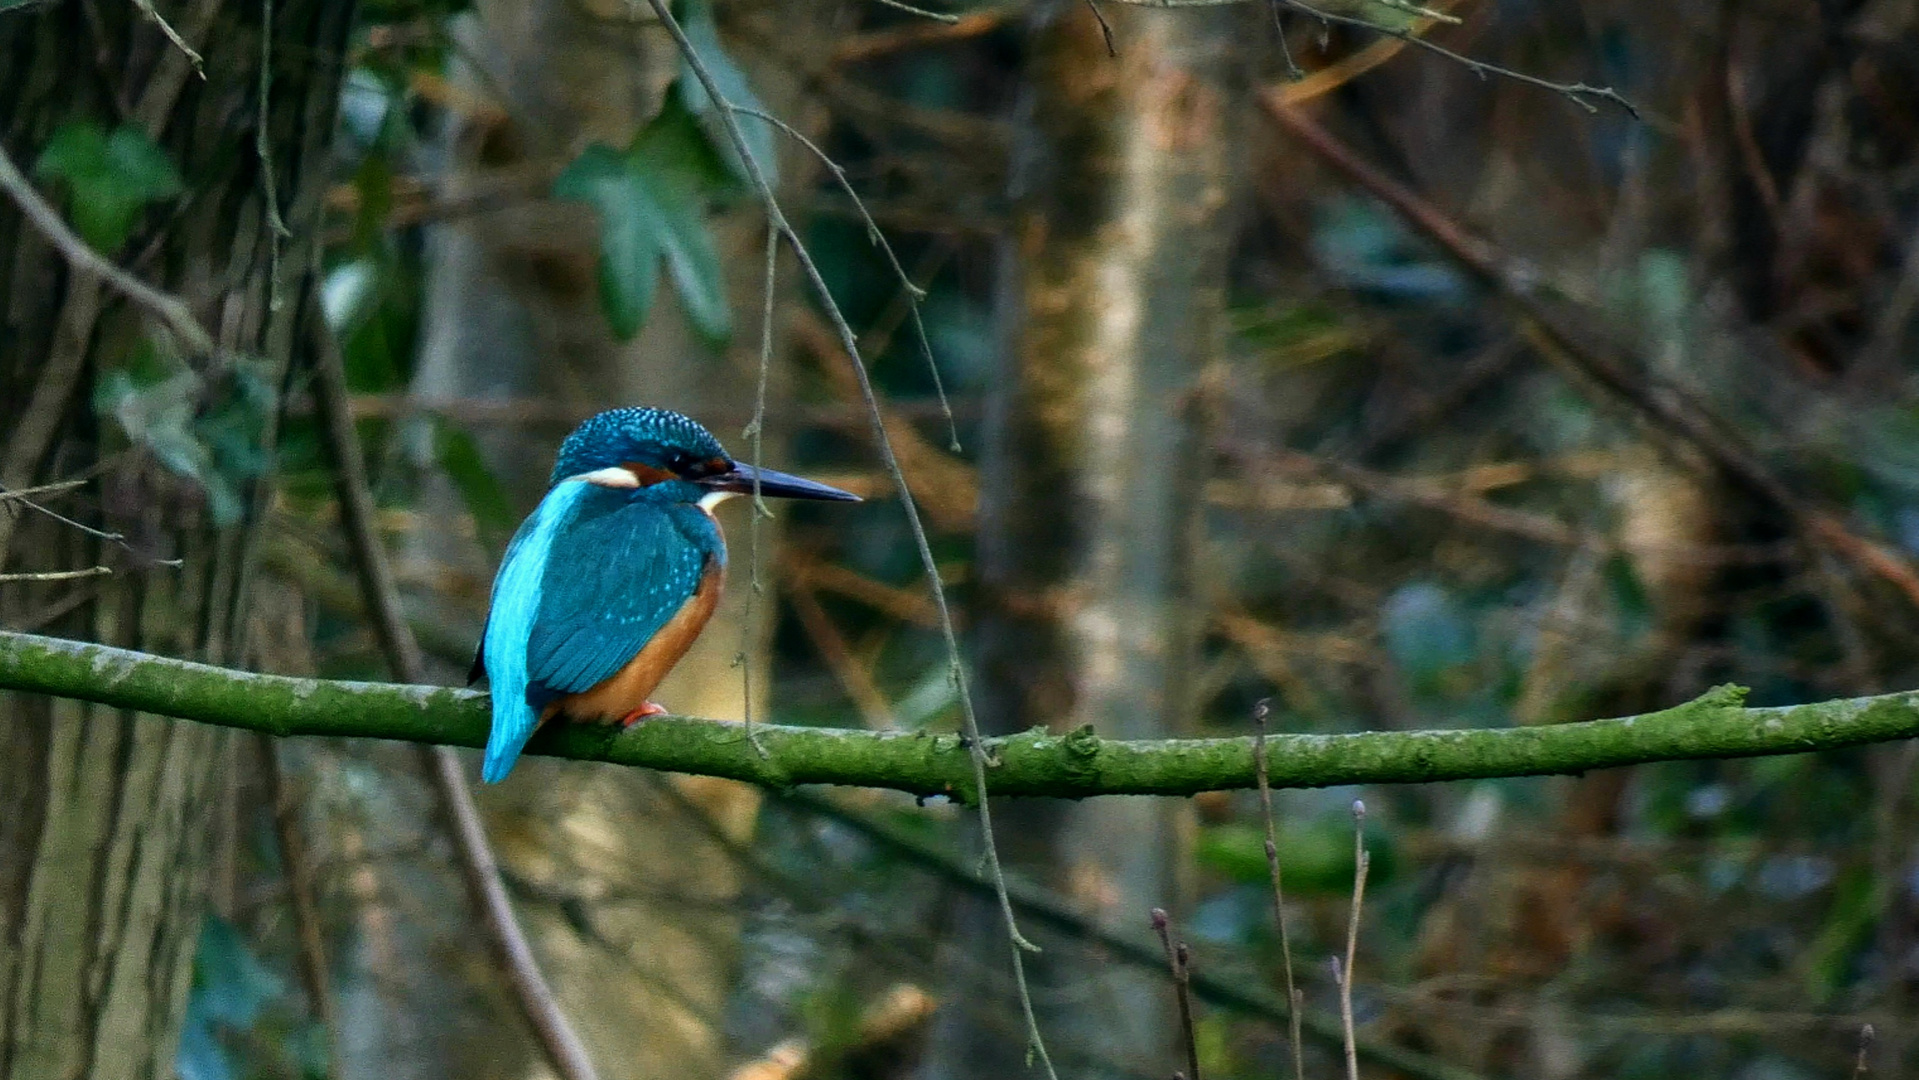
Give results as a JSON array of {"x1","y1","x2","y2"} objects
[
  {"x1": 1253, "y1": 700, "x2": 1305, "y2": 1080},
  {"x1": 1083, "y1": 0, "x2": 1118, "y2": 56},
  {"x1": 257, "y1": 0, "x2": 291, "y2": 313},
  {"x1": 131, "y1": 0, "x2": 206, "y2": 75},
  {"x1": 0, "y1": 485, "x2": 184, "y2": 568},
  {"x1": 833, "y1": 10, "x2": 1008, "y2": 63},
  {"x1": 1271, "y1": 2, "x2": 1303, "y2": 81},
  {"x1": 867, "y1": 0, "x2": 960, "y2": 22},
  {"x1": 0, "y1": 479, "x2": 89, "y2": 503},
  {"x1": 0, "y1": 566, "x2": 112, "y2": 583},
  {"x1": 307, "y1": 313, "x2": 600, "y2": 1080},
  {"x1": 737, "y1": 220, "x2": 779, "y2": 758},
  {"x1": 648, "y1": 3, "x2": 1057, "y2": 1073},
  {"x1": 1341, "y1": 799, "x2": 1371, "y2": 1080},
  {"x1": 1152, "y1": 909, "x2": 1203, "y2": 1080},
  {"x1": 1117, "y1": 0, "x2": 1633, "y2": 114},
  {"x1": 1273, "y1": 0, "x2": 1633, "y2": 115},
  {"x1": 727, "y1": 104, "x2": 959, "y2": 451},
  {"x1": 0, "y1": 139, "x2": 216, "y2": 355}
]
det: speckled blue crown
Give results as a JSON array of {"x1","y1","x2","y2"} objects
[{"x1": 549, "y1": 407, "x2": 730, "y2": 484}]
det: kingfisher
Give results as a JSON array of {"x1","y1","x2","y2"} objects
[{"x1": 470, "y1": 406, "x2": 859, "y2": 782}]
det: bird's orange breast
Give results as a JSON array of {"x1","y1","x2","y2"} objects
[{"x1": 548, "y1": 557, "x2": 723, "y2": 722}]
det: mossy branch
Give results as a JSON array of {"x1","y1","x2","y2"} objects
[{"x1": 3, "y1": 629, "x2": 1914, "y2": 798}]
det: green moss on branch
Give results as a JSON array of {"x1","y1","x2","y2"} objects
[{"x1": 1, "y1": 630, "x2": 1912, "y2": 798}]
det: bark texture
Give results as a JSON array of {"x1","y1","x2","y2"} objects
[
  {"x1": 940, "y1": 3, "x2": 1241, "y2": 1075},
  {"x1": 0, "y1": 1, "x2": 354, "y2": 1077}
]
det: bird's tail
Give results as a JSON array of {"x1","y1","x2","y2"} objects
[{"x1": 481, "y1": 697, "x2": 538, "y2": 783}]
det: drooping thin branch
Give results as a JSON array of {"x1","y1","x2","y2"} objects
[
  {"x1": 642, "y1": 3, "x2": 1056, "y2": 1074},
  {"x1": 1109, "y1": 0, "x2": 1634, "y2": 114},
  {"x1": 16, "y1": 631, "x2": 1919, "y2": 801},
  {"x1": 736, "y1": 220, "x2": 779, "y2": 756},
  {"x1": 307, "y1": 315, "x2": 601, "y2": 1080},
  {"x1": 727, "y1": 104, "x2": 958, "y2": 450},
  {"x1": 0, "y1": 138, "x2": 216, "y2": 356}
]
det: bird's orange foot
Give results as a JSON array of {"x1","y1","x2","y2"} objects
[{"x1": 619, "y1": 701, "x2": 669, "y2": 728}]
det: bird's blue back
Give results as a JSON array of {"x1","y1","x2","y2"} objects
[{"x1": 480, "y1": 480, "x2": 725, "y2": 782}]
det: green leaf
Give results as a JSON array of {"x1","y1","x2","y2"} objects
[
  {"x1": 555, "y1": 145, "x2": 660, "y2": 338},
  {"x1": 92, "y1": 348, "x2": 275, "y2": 526},
  {"x1": 1196, "y1": 819, "x2": 1398, "y2": 896},
  {"x1": 434, "y1": 419, "x2": 516, "y2": 551},
  {"x1": 675, "y1": 0, "x2": 778, "y2": 186},
  {"x1": 35, "y1": 122, "x2": 184, "y2": 251},
  {"x1": 553, "y1": 98, "x2": 733, "y2": 343}
]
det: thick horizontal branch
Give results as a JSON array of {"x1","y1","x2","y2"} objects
[{"x1": 2, "y1": 630, "x2": 1914, "y2": 799}]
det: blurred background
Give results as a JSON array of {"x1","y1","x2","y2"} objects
[{"x1": 7, "y1": 0, "x2": 1919, "y2": 1078}]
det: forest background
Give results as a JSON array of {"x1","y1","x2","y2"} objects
[{"x1": 5, "y1": 0, "x2": 1919, "y2": 1079}]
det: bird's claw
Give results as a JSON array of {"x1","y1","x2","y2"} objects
[{"x1": 619, "y1": 701, "x2": 669, "y2": 728}]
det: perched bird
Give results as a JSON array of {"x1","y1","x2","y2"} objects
[{"x1": 471, "y1": 406, "x2": 859, "y2": 782}]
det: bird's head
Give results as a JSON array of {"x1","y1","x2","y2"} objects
[{"x1": 551, "y1": 407, "x2": 860, "y2": 506}]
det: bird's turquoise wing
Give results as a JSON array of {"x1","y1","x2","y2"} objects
[
  {"x1": 479, "y1": 483, "x2": 722, "y2": 783},
  {"x1": 526, "y1": 493, "x2": 719, "y2": 695},
  {"x1": 480, "y1": 480, "x2": 595, "y2": 783}
]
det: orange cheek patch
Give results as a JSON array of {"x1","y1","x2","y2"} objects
[{"x1": 624, "y1": 462, "x2": 677, "y2": 486}]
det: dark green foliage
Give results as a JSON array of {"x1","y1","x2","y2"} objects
[
  {"x1": 92, "y1": 348, "x2": 277, "y2": 526},
  {"x1": 34, "y1": 121, "x2": 183, "y2": 252},
  {"x1": 553, "y1": 98, "x2": 736, "y2": 343}
]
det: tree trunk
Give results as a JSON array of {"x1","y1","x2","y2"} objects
[
  {"x1": 0, "y1": 2, "x2": 354, "y2": 1078},
  {"x1": 934, "y1": 4, "x2": 1240, "y2": 1077}
]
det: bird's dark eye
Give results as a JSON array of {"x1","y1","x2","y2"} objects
[{"x1": 667, "y1": 451, "x2": 700, "y2": 476}]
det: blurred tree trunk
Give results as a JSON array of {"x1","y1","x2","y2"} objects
[
  {"x1": 932, "y1": 5, "x2": 1240, "y2": 1078},
  {"x1": 0, "y1": 2, "x2": 354, "y2": 1078},
  {"x1": 312, "y1": 3, "x2": 816, "y2": 1078}
]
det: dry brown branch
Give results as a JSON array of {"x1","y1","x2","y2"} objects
[
  {"x1": 783, "y1": 551, "x2": 941, "y2": 628},
  {"x1": 790, "y1": 307, "x2": 980, "y2": 531},
  {"x1": 1261, "y1": 96, "x2": 1919, "y2": 616},
  {"x1": 833, "y1": 10, "x2": 1009, "y2": 63},
  {"x1": 786, "y1": 575, "x2": 897, "y2": 729}
]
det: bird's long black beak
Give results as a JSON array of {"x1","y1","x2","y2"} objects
[{"x1": 701, "y1": 462, "x2": 861, "y2": 502}]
